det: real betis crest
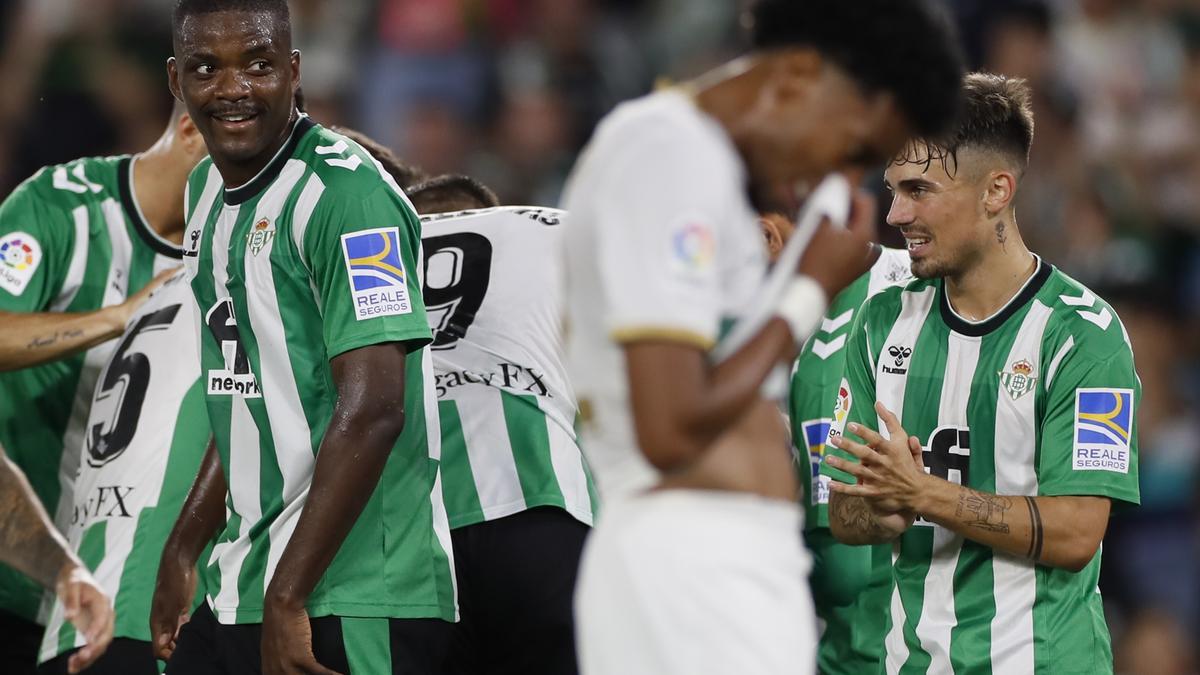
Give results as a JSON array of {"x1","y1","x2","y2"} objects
[
  {"x1": 247, "y1": 218, "x2": 275, "y2": 256},
  {"x1": 999, "y1": 358, "x2": 1037, "y2": 400}
]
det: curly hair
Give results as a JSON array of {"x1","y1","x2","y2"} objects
[{"x1": 750, "y1": 0, "x2": 965, "y2": 139}]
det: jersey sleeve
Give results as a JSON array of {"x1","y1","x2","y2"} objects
[
  {"x1": 0, "y1": 182, "x2": 74, "y2": 311},
  {"x1": 819, "y1": 307, "x2": 877, "y2": 485},
  {"x1": 593, "y1": 135, "x2": 730, "y2": 349},
  {"x1": 1036, "y1": 345, "x2": 1140, "y2": 506},
  {"x1": 303, "y1": 184, "x2": 432, "y2": 359}
]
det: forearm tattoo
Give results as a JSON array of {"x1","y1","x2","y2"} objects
[
  {"x1": 831, "y1": 494, "x2": 890, "y2": 540},
  {"x1": 1024, "y1": 496, "x2": 1044, "y2": 562},
  {"x1": 955, "y1": 488, "x2": 1013, "y2": 533},
  {"x1": 0, "y1": 459, "x2": 70, "y2": 588}
]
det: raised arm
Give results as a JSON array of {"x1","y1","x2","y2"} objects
[
  {"x1": 0, "y1": 268, "x2": 177, "y2": 372},
  {"x1": 628, "y1": 210, "x2": 877, "y2": 472}
]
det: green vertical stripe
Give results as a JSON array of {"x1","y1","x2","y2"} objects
[
  {"x1": 894, "y1": 315, "x2": 949, "y2": 672},
  {"x1": 58, "y1": 522, "x2": 107, "y2": 655},
  {"x1": 341, "y1": 616, "x2": 391, "y2": 673},
  {"x1": 437, "y1": 400, "x2": 484, "y2": 525},
  {"x1": 946, "y1": 327, "x2": 1016, "y2": 670},
  {"x1": 500, "y1": 391, "x2": 565, "y2": 507}
]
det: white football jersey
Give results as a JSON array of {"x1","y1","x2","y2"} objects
[
  {"x1": 562, "y1": 89, "x2": 768, "y2": 502},
  {"x1": 421, "y1": 206, "x2": 597, "y2": 528},
  {"x1": 40, "y1": 269, "x2": 209, "y2": 659}
]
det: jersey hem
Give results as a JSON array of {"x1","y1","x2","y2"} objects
[
  {"x1": 448, "y1": 497, "x2": 594, "y2": 529},
  {"x1": 209, "y1": 600, "x2": 456, "y2": 625},
  {"x1": 325, "y1": 328, "x2": 433, "y2": 361}
]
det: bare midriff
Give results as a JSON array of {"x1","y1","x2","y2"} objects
[{"x1": 657, "y1": 398, "x2": 798, "y2": 502}]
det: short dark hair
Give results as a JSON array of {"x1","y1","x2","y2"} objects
[
  {"x1": 750, "y1": 0, "x2": 965, "y2": 138},
  {"x1": 332, "y1": 126, "x2": 429, "y2": 189},
  {"x1": 406, "y1": 175, "x2": 501, "y2": 214},
  {"x1": 898, "y1": 72, "x2": 1034, "y2": 178},
  {"x1": 173, "y1": 0, "x2": 290, "y2": 45}
]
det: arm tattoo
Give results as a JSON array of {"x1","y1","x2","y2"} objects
[
  {"x1": 1024, "y1": 496, "x2": 1044, "y2": 561},
  {"x1": 25, "y1": 329, "x2": 83, "y2": 350},
  {"x1": 0, "y1": 457, "x2": 70, "y2": 588},
  {"x1": 955, "y1": 488, "x2": 1013, "y2": 533},
  {"x1": 830, "y1": 494, "x2": 890, "y2": 540}
]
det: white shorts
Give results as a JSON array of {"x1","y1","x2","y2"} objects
[{"x1": 575, "y1": 489, "x2": 816, "y2": 675}]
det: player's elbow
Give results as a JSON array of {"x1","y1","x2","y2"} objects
[
  {"x1": 1050, "y1": 531, "x2": 1104, "y2": 573},
  {"x1": 634, "y1": 419, "x2": 702, "y2": 473}
]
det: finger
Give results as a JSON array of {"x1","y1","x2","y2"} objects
[
  {"x1": 908, "y1": 436, "x2": 924, "y2": 463},
  {"x1": 830, "y1": 433, "x2": 881, "y2": 463},
  {"x1": 845, "y1": 421, "x2": 884, "y2": 448},
  {"x1": 828, "y1": 480, "x2": 881, "y2": 498},
  {"x1": 823, "y1": 455, "x2": 883, "y2": 483},
  {"x1": 875, "y1": 401, "x2": 906, "y2": 439}
]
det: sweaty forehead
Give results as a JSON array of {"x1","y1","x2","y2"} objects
[{"x1": 175, "y1": 10, "x2": 290, "y2": 57}]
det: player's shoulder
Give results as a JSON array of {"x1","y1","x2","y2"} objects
[
  {"x1": 860, "y1": 275, "x2": 934, "y2": 322},
  {"x1": 591, "y1": 89, "x2": 733, "y2": 168},
  {"x1": 1039, "y1": 265, "x2": 1132, "y2": 360},
  {"x1": 11, "y1": 154, "x2": 124, "y2": 207},
  {"x1": 295, "y1": 122, "x2": 396, "y2": 199}
]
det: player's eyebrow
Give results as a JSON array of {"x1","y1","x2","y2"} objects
[{"x1": 897, "y1": 177, "x2": 936, "y2": 192}]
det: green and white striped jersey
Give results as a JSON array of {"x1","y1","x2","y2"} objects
[
  {"x1": 0, "y1": 155, "x2": 181, "y2": 622},
  {"x1": 420, "y1": 206, "x2": 598, "y2": 529},
  {"x1": 789, "y1": 247, "x2": 910, "y2": 675},
  {"x1": 821, "y1": 258, "x2": 1140, "y2": 674},
  {"x1": 39, "y1": 270, "x2": 209, "y2": 663},
  {"x1": 183, "y1": 116, "x2": 455, "y2": 624}
]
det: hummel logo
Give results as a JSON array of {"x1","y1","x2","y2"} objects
[{"x1": 883, "y1": 345, "x2": 912, "y2": 375}]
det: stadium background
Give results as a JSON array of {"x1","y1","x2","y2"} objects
[{"x1": 0, "y1": 0, "x2": 1195, "y2": 670}]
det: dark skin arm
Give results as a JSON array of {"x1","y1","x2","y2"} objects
[
  {"x1": 0, "y1": 268, "x2": 177, "y2": 372},
  {"x1": 628, "y1": 201, "x2": 879, "y2": 472},
  {"x1": 828, "y1": 402, "x2": 1111, "y2": 571},
  {"x1": 151, "y1": 438, "x2": 226, "y2": 660},
  {"x1": 261, "y1": 342, "x2": 413, "y2": 675},
  {"x1": 0, "y1": 444, "x2": 114, "y2": 673}
]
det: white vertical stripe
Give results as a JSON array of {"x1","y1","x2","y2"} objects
[
  {"x1": 242, "y1": 160, "x2": 315, "y2": 588},
  {"x1": 1045, "y1": 336, "x2": 1074, "y2": 386},
  {"x1": 208, "y1": 204, "x2": 264, "y2": 622},
  {"x1": 878, "y1": 286, "x2": 936, "y2": 674},
  {"x1": 49, "y1": 200, "x2": 134, "y2": 547},
  {"x1": 49, "y1": 206, "x2": 91, "y2": 312},
  {"x1": 912, "y1": 333, "x2": 979, "y2": 675},
  {"x1": 459, "y1": 387, "x2": 527, "y2": 517},
  {"x1": 990, "y1": 300, "x2": 1051, "y2": 671},
  {"x1": 289, "y1": 173, "x2": 326, "y2": 273},
  {"x1": 422, "y1": 348, "x2": 457, "y2": 616},
  {"x1": 182, "y1": 166, "x2": 225, "y2": 281}
]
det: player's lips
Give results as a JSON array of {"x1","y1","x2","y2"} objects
[
  {"x1": 903, "y1": 232, "x2": 932, "y2": 257},
  {"x1": 209, "y1": 110, "x2": 261, "y2": 133}
]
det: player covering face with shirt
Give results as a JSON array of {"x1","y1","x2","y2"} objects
[{"x1": 563, "y1": 1, "x2": 964, "y2": 673}]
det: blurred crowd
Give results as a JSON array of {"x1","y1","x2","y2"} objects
[{"x1": 0, "y1": 0, "x2": 1196, "y2": 671}]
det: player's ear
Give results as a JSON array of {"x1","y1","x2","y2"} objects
[
  {"x1": 981, "y1": 169, "x2": 1017, "y2": 217},
  {"x1": 167, "y1": 58, "x2": 182, "y2": 103},
  {"x1": 290, "y1": 49, "x2": 302, "y2": 93}
]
